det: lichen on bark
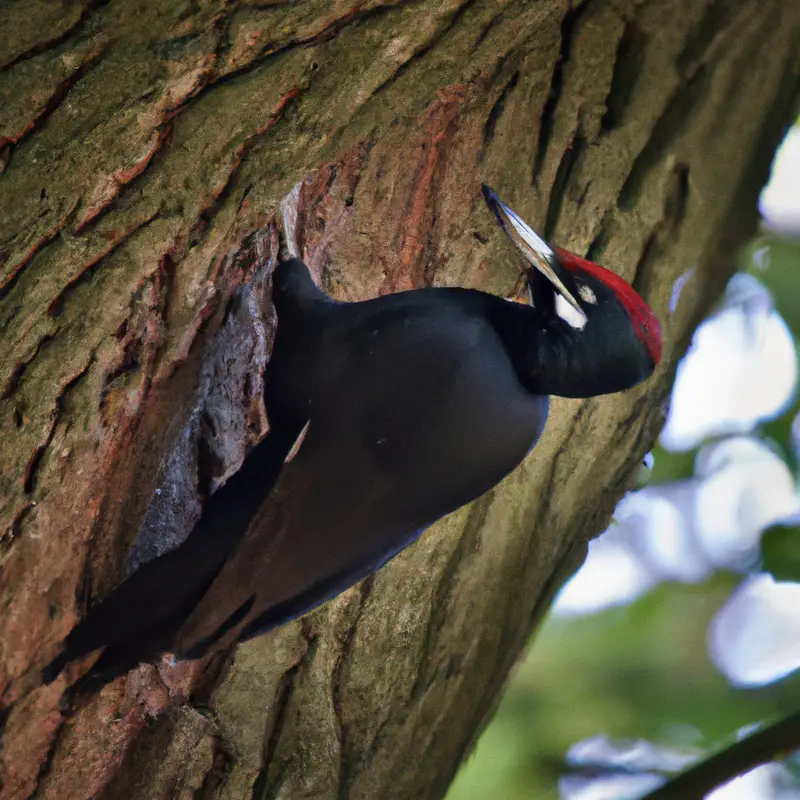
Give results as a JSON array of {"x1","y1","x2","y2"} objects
[{"x1": 1, "y1": 1, "x2": 799, "y2": 798}]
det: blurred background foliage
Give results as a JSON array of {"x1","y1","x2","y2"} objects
[{"x1": 448, "y1": 124, "x2": 800, "y2": 800}]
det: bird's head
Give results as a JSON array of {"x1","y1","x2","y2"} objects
[{"x1": 482, "y1": 185, "x2": 662, "y2": 397}]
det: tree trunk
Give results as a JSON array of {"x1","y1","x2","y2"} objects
[{"x1": 0, "y1": 1, "x2": 798, "y2": 798}]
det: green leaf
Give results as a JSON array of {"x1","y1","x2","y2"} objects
[{"x1": 761, "y1": 525, "x2": 800, "y2": 582}]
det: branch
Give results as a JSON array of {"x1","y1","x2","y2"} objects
[{"x1": 642, "y1": 711, "x2": 800, "y2": 800}]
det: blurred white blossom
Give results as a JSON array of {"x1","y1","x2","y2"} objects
[
  {"x1": 555, "y1": 437, "x2": 799, "y2": 616},
  {"x1": 760, "y1": 127, "x2": 800, "y2": 231},
  {"x1": 662, "y1": 275, "x2": 796, "y2": 451},
  {"x1": 709, "y1": 574, "x2": 800, "y2": 686}
]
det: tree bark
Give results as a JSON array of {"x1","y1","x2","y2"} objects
[{"x1": 0, "y1": 1, "x2": 798, "y2": 798}]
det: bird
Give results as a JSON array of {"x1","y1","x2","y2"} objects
[{"x1": 43, "y1": 185, "x2": 662, "y2": 694}]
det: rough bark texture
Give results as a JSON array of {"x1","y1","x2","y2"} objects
[{"x1": 0, "y1": 1, "x2": 798, "y2": 798}]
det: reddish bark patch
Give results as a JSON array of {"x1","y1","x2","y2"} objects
[
  {"x1": 37, "y1": 683, "x2": 148, "y2": 800},
  {"x1": 0, "y1": 680, "x2": 66, "y2": 800},
  {"x1": 295, "y1": 142, "x2": 372, "y2": 285},
  {"x1": 382, "y1": 84, "x2": 470, "y2": 294}
]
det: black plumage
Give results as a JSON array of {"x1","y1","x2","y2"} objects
[{"x1": 44, "y1": 186, "x2": 662, "y2": 692}]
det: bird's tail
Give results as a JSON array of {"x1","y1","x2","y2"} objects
[{"x1": 41, "y1": 423, "x2": 300, "y2": 692}]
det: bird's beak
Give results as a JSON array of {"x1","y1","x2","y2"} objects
[{"x1": 481, "y1": 185, "x2": 587, "y2": 322}]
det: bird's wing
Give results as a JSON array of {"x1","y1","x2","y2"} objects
[{"x1": 170, "y1": 412, "x2": 401, "y2": 656}]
